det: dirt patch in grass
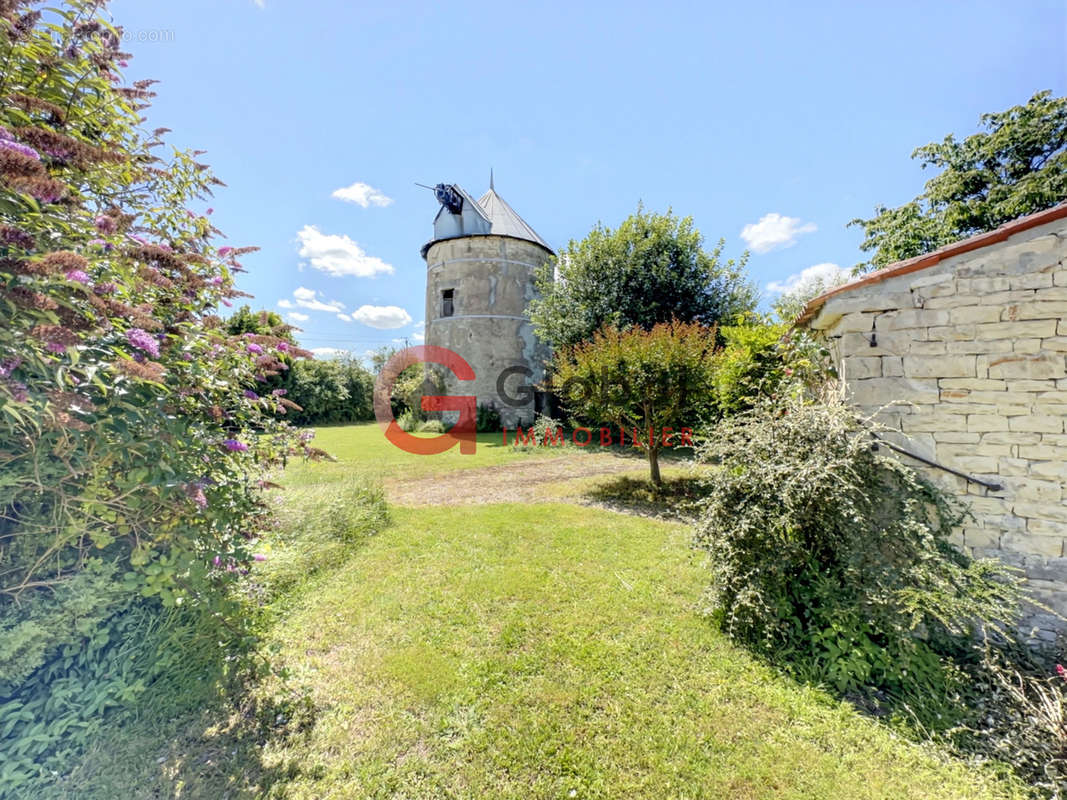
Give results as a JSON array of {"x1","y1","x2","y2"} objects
[{"x1": 385, "y1": 451, "x2": 642, "y2": 506}]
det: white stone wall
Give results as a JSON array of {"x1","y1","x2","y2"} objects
[{"x1": 805, "y1": 219, "x2": 1067, "y2": 639}]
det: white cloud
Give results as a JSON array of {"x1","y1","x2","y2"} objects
[
  {"x1": 277, "y1": 299, "x2": 294, "y2": 309},
  {"x1": 352, "y1": 305, "x2": 413, "y2": 329},
  {"x1": 412, "y1": 320, "x2": 425, "y2": 342},
  {"x1": 331, "y1": 181, "x2": 393, "y2": 208},
  {"x1": 767, "y1": 262, "x2": 850, "y2": 295},
  {"x1": 741, "y1": 213, "x2": 817, "y2": 254},
  {"x1": 286, "y1": 311, "x2": 310, "y2": 323},
  {"x1": 337, "y1": 313, "x2": 353, "y2": 322},
  {"x1": 296, "y1": 225, "x2": 394, "y2": 278},
  {"x1": 252, "y1": 0, "x2": 265, "y2": 7},
  {"x1": 291, "y1": 285, "x2": 344, "y2": 312},
  {"x1": 310, "y1": 347, "x2": 349, "y2": 360}
]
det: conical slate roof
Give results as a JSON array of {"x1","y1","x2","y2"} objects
[{"x1": 475, "y1": 187, "x2": 552, "y2": 252}]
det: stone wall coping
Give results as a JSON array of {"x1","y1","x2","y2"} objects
[{"x1": 796, "y1": 202, "x2": 1067, "y2": 326}]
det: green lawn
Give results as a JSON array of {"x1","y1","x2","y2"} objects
[
  {"x1": 61, "y1": 425, "x2": 1024, "y2": 799},
  {"x1": 282, "y1": 422, "x2": 584, "y2": 488}
]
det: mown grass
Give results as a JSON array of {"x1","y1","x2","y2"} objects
[
  {"x1": 57, "y1": 424, "x2": 1026, "y2": 799},
  {"x1": 282, "y1": 422, "x2": 583, "y2": 489}
]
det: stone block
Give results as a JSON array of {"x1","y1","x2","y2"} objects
[
  {"x1": 948, "y1": 306, "x2": 1004, "y2": 325},
  {"x1": 901, "y1": 414, "x2": 967, "y2": 433},
  {"x1": 927, "y1": 325, "x2": 975, "y2": 342},
  {"x1": 881, "y1": 308, "x2": 950, "y2": 331},
  {"x1": 841, "y1": 356, "x2": 881, "y2": 380},
  {"x1": 1002, "y1": 301, "x2": 1067, "y2": 321},
  {"x1": 1003, "y1": 478, "x2": 1062, "y2": 502},
  {"x1": 1054, "y1": 270, "x2": 1067, "y2": 287},
  {"x1": 909, "y1": 341, "x2": 948, "y2": 355},
  {"x1": 1003, "y1": 532, "x2": 1064, "y2": 558},
  {"x1": 1014, "y1": 502, "x2": 1067, "y2": 523},
  {"x1": 988, "y1": 353, "x2": 1067, "y2": 380},
  {"x1": 847, "y1": 377, "x2": 940, "y2": 406},
  {"x1": 903, "y1": 355, "x2": 976, "y2": 378},
  {"x1": 1031, "y1": 460, "x2": 1067, "y2": 480},
  {"x1": 964, "y1": 528, "x2": 1002, "y2": 549},
  {"x1": 942, "y1": 453, "x2": 998, "y2": 474},
  {"x1": 882, "y1": 356, "x2": 904, "y2": 377},
  {"x1": 933, "y1": 431, "x2": 981, "y2": 443},
  {"x1": 981, "y1": 432, "x2": 1042, "y2": 445},
  {"x1": 997, "y1": 457, "x2": 1031, "y2": 476},
  {"x1": 1026, "y1": 519, "x2": 1067, "y2": 539},
  {"x1": 1013, "y1": 339, "x2": 1042, "y2": 354},
  {"x1": 826, "y1": 312, "x2": 880, "y2": 335},
  {"x1": 957, "y1": 277, "x2": 1012, "y2": 293},
  {"x1": 1009, "y1": 416, "x2": 1064, "y2": 433},
  {"x1": 966, "y1": 415, "x2": 1010, "y2": 432},
  {"x1": 946, "y1": 340, "x2": 1014, "y2": 354},
  {"x1": 939, "y1": 378, "x2": 1007, "y2": 390},
  {"x1": 976, "y1": 320, "x2": 1059, "y2": 340},
  {"x1": 1009, "y1": 272, "x2": 1054, "y2": 290}
]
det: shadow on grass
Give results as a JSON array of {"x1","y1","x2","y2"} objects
[{"x1": 581, "y1": 473, "x2": 709, "y2": 521}]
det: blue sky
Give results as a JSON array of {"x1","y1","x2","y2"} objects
[{"x1": 109, "y1": 0, "x2": 1065, "y2": 359}]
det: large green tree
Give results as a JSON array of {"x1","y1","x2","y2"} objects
[
  {"x1": 529, "y1": 206, "x2": 755, "y2": 352},
  {"x1": 851, "y1": 91, "x2": 1067, "y2": 272}
]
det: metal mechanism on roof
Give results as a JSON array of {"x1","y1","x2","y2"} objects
[
  {"x1": 434, "y1": 184, "x2": 463, "y2": 215},
  {"x1": 421, "y1": 175, "x2": 553, "y2": 256}
]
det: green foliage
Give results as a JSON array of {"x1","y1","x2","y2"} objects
[
  {"x1": 396, "y1": 408, "x2": 417, "y2": 432},
  {"x1": 0, "y1": 596, "x2": 242, "y2": 793},
  {"x1": 529, "y1": 205, "x2": 755, "y2": 351},
  {"x1": 693, "y1": 397, "x2": 1026, "y2": 696},
  {"x1": 225, "y1": 304, "x2": 296, "y2": 343},
  {"x1": 281, "y1": 356, "x2": 374, "y2": 425},
  {"x1": 510, "y1": 413, "x2": 567, "y2": 451},
  {"x1": 851, "y1": 91, "x2": 1067, "y2": 272},
  {"x1": 417, "y1": 418, "x2": 446, "y2": 433},
  {"x1": 709, "y1": 317, "x2": 835, "y2": 417},
  {"x1": 553, "y1": 321, "x2": 717, "y2": 484},
  {"x1": 771, "y1": 271, "x2": 850, "y2": 323},
  {"x1": 0, "y1": 3, "x2": 317, "y2": 791},
  {"x1": 476, "y1": 403, "x2": 501, "y2": 433}
]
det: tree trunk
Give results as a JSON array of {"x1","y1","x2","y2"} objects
[{"x1": 648, "y1": 446, "x2": 661, "y2": 487}]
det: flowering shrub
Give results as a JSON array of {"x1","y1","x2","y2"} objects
[
  {"x1": 0, "y1": 1, "x2": 313, "y2": 786},
  {"x1": 693, "y1": 397, "x2": 1026, "y2": 695}
]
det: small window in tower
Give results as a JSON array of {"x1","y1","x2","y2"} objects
[{"x1": 442, "y1": 289, "x2": 454, "y2": 318}]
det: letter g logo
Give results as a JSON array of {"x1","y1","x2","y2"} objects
[{"x1": 373, "y1": 346, "x2": 477, "y2": 455}]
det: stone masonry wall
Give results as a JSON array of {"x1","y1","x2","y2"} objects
[
  {"x1": 424, "y1": 235, "x2": 552, "y2": 427},
  {"x1": 804, "y1": 218, "x2": 1067, "y2": 640}
]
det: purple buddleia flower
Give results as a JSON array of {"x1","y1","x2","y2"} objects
[
  {"x1": 222, "y1": 439, "x2": 249, "y2": 452},
  {"x1": 0, "y1": 357, "x2": 22, "y2": 377},
  {"x1": 126, "y1": 327, "x2": 160, "y2": 358},
  {"x1": 243, "y1": 390, "x2": 259, "y2": 400},
  {"x1": 66, "y1": 270, "x2": 91, "y2": 285},
  {"x1": 272, "y1": 388, "x2": 287, "y2": 397},
  {"x1": 0, "y1": 139, "x2": 40, "y2": 160},
  {"x1": 246, "y1": 343, "x2": 263, "y2": 354},
  {"x1": 94, "y1": 215, "x2": 118, "y2": 234}
]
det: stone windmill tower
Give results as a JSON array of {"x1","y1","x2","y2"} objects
[{"x1": 421, "y1": 176, "x2": 552, "y2": 427}]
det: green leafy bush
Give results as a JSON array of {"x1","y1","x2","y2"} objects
[
  {"x1": 0, "y1": 2, "x2": 315, "y2": 791},
  {"x1": 281, "y1": 357, "x2": 374, "y2": 425},
  {"x1": 693, "y1": 397, "x2": 1025, "y2": 695},
  {"x1": 476, "y1": 403, "x2": 501, "y2": 432},
  {"x1": 417, "y1": 419, "x2": 446, "y2": 433},
  {"x1": 709, "y1": 315, "x2": 836, "y2": 417}
]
